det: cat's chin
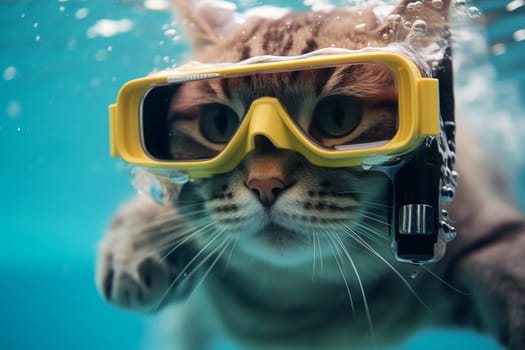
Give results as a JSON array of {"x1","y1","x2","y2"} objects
[
  {"x1": 234, "y1": 222, "x2": 315, "y2": 266},
  {"x1": 257, "y1": 223, "x2": 305, "y2": 245}
]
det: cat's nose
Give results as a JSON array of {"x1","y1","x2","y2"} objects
[{"x1": 247, "y1": 177, "x2": 287, "y2": 206}]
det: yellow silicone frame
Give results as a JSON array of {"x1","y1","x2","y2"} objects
[{"x1": 109, "y1": 51, "x2": 439, "y2": 178}]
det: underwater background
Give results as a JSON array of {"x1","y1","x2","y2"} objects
[{"x1": 1, "y1": 1, "x2": 524, "y2": 349}]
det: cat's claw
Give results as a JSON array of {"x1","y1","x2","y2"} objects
[
  {"x1": 98, "y1": 253, "x2": 174, "y2": 312},
  {"x1": 96, "y1": 196, "x2": 196, "y2": 312}
]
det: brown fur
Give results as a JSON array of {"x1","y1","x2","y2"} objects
[{"x1": 96, "y1": 1, "x2": 525, "y2": 349}]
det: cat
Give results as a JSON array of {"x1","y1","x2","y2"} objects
[{"x1": 96, "y1": 1, "x2": 525, "y2": 349}]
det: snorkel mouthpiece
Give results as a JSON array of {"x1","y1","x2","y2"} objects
[
  {"x1": 391, "y1": 47, "x2": 458, "y2": 265},
  {"x1": 392, "y1": 137, "x2": 456, "y2": 264}
]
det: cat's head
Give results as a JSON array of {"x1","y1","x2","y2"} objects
[{"x1": 170, "y1": 0, "x2": 451, "y2": 267}]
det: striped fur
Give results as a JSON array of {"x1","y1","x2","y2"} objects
[{"x1": 96, "y1": 1, "x2": 525, "y2": 349}]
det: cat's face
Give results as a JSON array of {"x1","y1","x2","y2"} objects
[
  {"x1": 171, "y1": 1, "x2": 450, "y2": 267},
  {"x1": 177, "y1": 151, "x2": 390, "y2": 266}
]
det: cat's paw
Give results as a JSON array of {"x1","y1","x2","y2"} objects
[{"x1": 96, "y1": 196, "x2": 196, "y2": 312}]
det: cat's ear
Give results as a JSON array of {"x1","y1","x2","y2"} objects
[
  {"x1": 173, "y1": 0, "x2": 243, "y2": 51},
  {"x1": 377, "y1": 0, "x2": 451, "y2": 45}
]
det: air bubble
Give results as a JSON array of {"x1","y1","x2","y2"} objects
[
  {"x1": 164, "y1": 28, "x2": 177, "y2": 37},
  {"x1": 410, "y1": 269, "x2": 419, "y2": 279},
  {"x1": 3, "y1": 66, "x2": 17, "y2": 80},
  {"x1": 90, "y1": 78, "x2": 101, "y2": 88},
  {"x1": 407, "y1": 1, "x2": 423, "y2": 12},
  {"x1": 149, "y1": 183, "x2": 166, "y2": 203},
  {"x1": 411, "y1": 19, "x2": 428, "y2": 36},
  {"x1": 455, "y1": 0, "x2": 466, "y2": 8},
  {"x1": 170, "y1": 172, "x2": 189, "y2": 184},
  {"x1": 386, "y1": 14, "x2": 401, "y2": 24},
  {"x1": 361, "y1": 162, "x2": 372, "y2": 170},
  {"x1": 443, "y1": 230, "x2": 457, "y2": 242},
  {"x1": 129, "y1": 167, "x2": 169, "y2": 204},
  {"x1": 431, "y1": 0, "x2": 443, "y2": 9},
  {"x1": 35, "y1": 35, "x2": 41, "y2": 42},
  {"x1": 467, "y1": 6, "x2": 481, "y2": 18},
  {"x1": 6, "y1": 100, "x2": 21, "y2": 118},
  {"x1": 95, "y1": 49, "x2": 107, "y2": 61},
  {"x1": 354, "y1": 23, "x2": 366, "y2": 33},
  {"x1": 491, "y1": 43, "x2": 506, "y2": 55},
  {"x1": 361, "y1": 155, "x2": 390, "y2": 170},
  {"x1": 75, "y1": 8, "x2": 89, "y2": 20}
]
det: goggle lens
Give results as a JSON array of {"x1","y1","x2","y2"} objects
[{"x1": 140, "y1": 62, "x2": 399, "y2": 162}]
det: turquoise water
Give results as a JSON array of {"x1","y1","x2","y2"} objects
[{"x1": 1, "y1": 1, "x2": 522, "y2": 349}]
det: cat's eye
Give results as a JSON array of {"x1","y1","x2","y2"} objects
[
  {"x1": 312, "y1": 95, "x2": 362, "y2": 138},
  {"x1": 199, "y1": 103, "x2": 239, "y2": 144}
]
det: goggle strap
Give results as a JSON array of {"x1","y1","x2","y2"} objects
[{"x1": 433, "y1": 45, "x2": 456, "y2": 152}]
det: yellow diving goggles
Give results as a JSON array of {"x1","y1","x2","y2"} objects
[{"x1": 109, "y1": 50, "x2": 439, "y2": 178}]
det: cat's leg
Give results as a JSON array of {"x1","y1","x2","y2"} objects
[
  {"x1": 443, "y1": 129, "x2": 525, "y2": 350},
  {"x1": 96, "y1": 195, "x2": 198, "y2": 313},
  {"x1": 451, "y1": 222, "x2": 525, "y2": 350}
]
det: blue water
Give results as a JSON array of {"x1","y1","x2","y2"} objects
[{"x1": 1, "y1": 1, "x2": 522, "y2": 349}]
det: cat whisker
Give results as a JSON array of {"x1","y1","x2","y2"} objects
[
  {"x1": 420, "y1": 265, "x2": 469, "y2": 295},
  {"x1": 175, "y1": 198, "x2": 207, "y2": 205},
  {"x1": 340, "y1": 223, "x2": 430, "y2": 311},
  {"x1": 189, "y1": 233, "x2": 232, "y2": 298},
  {"x1": 153, "y1": 228, "x2": 226, "y2": 312},
  {"x1": 311, "y1": 231, "x2": 317, "y2": 281},
  {"x1": 160, "y1": 221, "x2": 217, "y2": 262},
  {"x1": 351, "y1": 199, "x2": 392, "y2": 210},
  {"x1": 134, "y1": 215, "x2": 209, "y2": 249},
  {"x1": 335, "y1": 189, "x2": 389, "y2": 198},
  {"x1": 342, "y1": 224, "x2": 384, "y2": 246},
  {"x1": 351, "y1": 219, "x2": 390, "y2": 243},
  {"x1": 331, "y1": 232, "x2": 376, "y2": 345},
  {"x1": 316, "y1": 232, "x2": 324, "y2": 274},
  {"x1": 325, "y1": 232, "x2": 356, "y2": 315},
  {"x1": 145, "y1": 227, "x2": 206, "y2": 254},
  {"x1": 224, "y1": 233, "x2": 240, "y2": 270},
  {"x1": 132, "y1": 207, "x2": 209, "y2": 244},
  {"x1": 356, "y1": 208, "x2": 391, "y2": 223}
]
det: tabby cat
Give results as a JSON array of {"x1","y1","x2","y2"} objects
[{"x1": 96, "y1": 1, "x2": 525, "y2": 349}]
